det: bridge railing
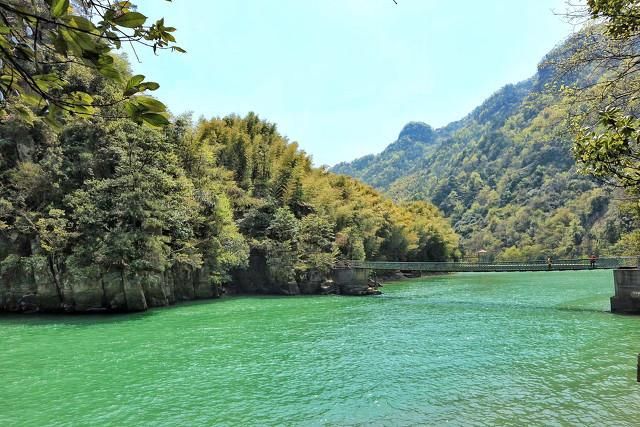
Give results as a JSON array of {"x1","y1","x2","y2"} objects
[{"x1": 333, "y1": 257, "x2": 639, "y2": 271}]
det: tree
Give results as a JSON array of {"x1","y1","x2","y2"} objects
[
  {"x1": 587, "y1": 0, "x2": 640, "y2": 38},
  {"x1": 298, "y1": 214, "x2": 335, "y2": 273},
  {"x1": 558, "y1": 1, "x2": 640, "y2": 192},
  {"x1": 0, "y1": 0, "x2": 182, "y2": 126},
  {"x1": 573, "y1": 106, "x2": 640, "y2": 191}
]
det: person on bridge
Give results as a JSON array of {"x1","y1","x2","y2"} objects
[
  {"x1": 590, "y1": 254, "x2": 597, "y2": 269},
  {"x1": 547, "y1": 256, "x2": 552, "y2": 271}
]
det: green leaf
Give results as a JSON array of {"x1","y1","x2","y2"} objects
[
  {"x1": 60, "y1": 29, "x2": 96, "y2": 54},
  {"x1": 14, "y1": 105, "x2": 35, "y2": 124},
  {"x1": 134, "y1": 96, "x2": 166, "y2": 112},
  {"x1": 113, "y1": 12, "x2": 147, "y2": 28},
  {"x1": 125, "y1": 74, "x2": 145, "y2": 91},
  {"x1": 62, "y1": 91, "x2": 94, "y2": 112},
  {"x1": 141, "y1": 112, "x2": 169, "y2": 127},
  {"x1": 50, "y1": 0, "x2": 69, "y2": 18},
  {"x1": 0, "y1": 35, "x2": 11, "y2": 50},
  {"x1": 104, "y1": 31, "x2": 122, "y2": 49},
  {"x1": 138, "y1": 81, "x2": 160, "y2": 91},
  {"x1": 97, "y1": 65, "x2": 121, "y2": 81},
  {"x1": 15, "y1": 43, "x2": 35, "y2": 60},
  {"x1": 43, "y1": 105, "x2": 63, "y2": 131},
  {"x1": 33, "y1": 73, "x2": 64, "y2": 91},
  {"x1": 53, "y1": 32, "x2": 68, "y2": 55},
  {"x1": 21, "y1": 91, "x2": 44, "y2": 108},
  {"x1": 63, "y1": 15, "x2": 97, "y2": 33},
  {"x1": 0, "y1": 75, "x2": 13, "y2": 86},
  {"x1": 123, "y1": 100, "x2": 140, "y2": 118},
  {"x1": 161, "y1": 32, "x2": 176, "y2": 43},
  {"x1": 97, "y1": 54, "x2": 115, "y2": 67}
]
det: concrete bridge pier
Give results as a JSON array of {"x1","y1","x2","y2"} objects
[
  {"x1": 332, "y1": 268, "x2": 380, "y2": 295},
  {"x1": 611, "y1": 268, "x2": 640, "y2": 314}
]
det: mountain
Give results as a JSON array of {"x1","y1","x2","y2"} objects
[{"x1": 332, "y1": 34, "x2": 636, "y2": 260}]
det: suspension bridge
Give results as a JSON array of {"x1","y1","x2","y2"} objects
[
  {"x1": 333, "y1": 257, "x2": 639, "y2": 273},
  {"x1": 330, "y1": 257, "x2": 640, "y2": 312}
]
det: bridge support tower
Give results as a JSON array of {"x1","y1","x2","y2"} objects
[
  {"x1": 611, "y1": 268, "x2": 640, "y2": 314},
  {"x1": 332, "y1": 268, "x2": 378, "y2": 295}
]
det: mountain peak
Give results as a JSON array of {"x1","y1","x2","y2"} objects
[{"x1": 398, "y1": 121, "x2": 434, "y2": 142}]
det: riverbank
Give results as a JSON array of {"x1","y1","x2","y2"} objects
[{"x1": 0, "y1": 261, "x2": 381, "y2": 313}]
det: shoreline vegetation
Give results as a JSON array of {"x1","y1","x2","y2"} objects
[
  {"x1": 0, "y1": 57, "x2": 460, "y2": 313},
  {"x1": 0, "y1": 269, "x2": 447, "y2": 316}
]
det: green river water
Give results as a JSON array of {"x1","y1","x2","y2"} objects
[{"x1": 1, "y1": 270, "x2": 640, "y2": 426}]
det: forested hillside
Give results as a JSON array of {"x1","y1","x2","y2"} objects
[
  {"x1": 333, "y1": 30, "x2": 639, "y2": 260},
  {"x1": 0, "y1": 59, "x2": 459, "y2": 312}
]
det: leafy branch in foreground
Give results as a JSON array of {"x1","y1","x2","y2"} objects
[
  {"x1": 573, "y1": 107, "x2": 640, "y2": 190},
  {"x1": 0, "y1": 0, "x2": 184, "y2": 127},
  {"x1": 587, "y1": 0, "x2": 640, "y2": 38},
  {"x1": 549, "y1": 1, "x2": 640, "y2": 192}
]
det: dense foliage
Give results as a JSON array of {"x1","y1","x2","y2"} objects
[
  {"x1": 0, "y1": 56, "x2": 459, "y2": 303},
  {"x1": 192, "y1": 113, "x2": 460, "y2": 278}
]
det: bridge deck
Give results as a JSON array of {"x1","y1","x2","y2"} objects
[{"x1": 335, "y1": 257, "x2": 639, "y2": 273}]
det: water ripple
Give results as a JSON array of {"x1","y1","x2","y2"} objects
[{"x1": 1, "y1": 271, "x2": 640, "y2": 426}]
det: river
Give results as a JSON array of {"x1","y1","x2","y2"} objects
[{"x1": 1, "y1": 270, "x2": 639, "y2": 426}]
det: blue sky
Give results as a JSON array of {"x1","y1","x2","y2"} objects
[{"x1": 131, "y1": 0, "x2": 575, "y2": 166}]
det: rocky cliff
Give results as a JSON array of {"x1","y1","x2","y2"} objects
[
  {"x1": 0, "y1": 255, "x2": 226, "y2": 313},
  {"x1": 229, "y1": 252, "x2": 380, "y2": 297},
  {"x1": 1, "y1": 253, "x2": 379, "y2": 313}
]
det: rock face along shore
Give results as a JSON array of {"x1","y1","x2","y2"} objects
[
  {"x1": 0, "y1": 255, "x2": 380, "y2": 313},
  {"x1": 1, "y1": 258, "x2": 225, "y2": 313}
]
